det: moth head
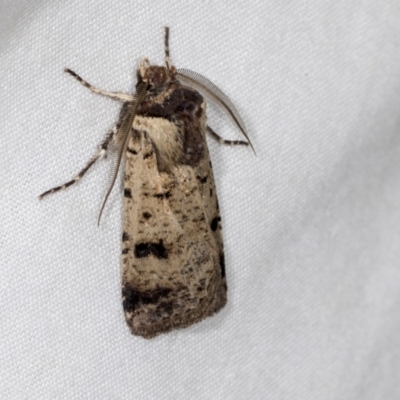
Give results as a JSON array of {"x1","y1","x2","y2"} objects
[{"x1": 138, "y1": 57, "x2": 176, "y2": 90}]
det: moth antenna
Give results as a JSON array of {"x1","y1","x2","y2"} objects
[
  {"x1": 164, "y1": 26, "x2": 171, "y2": 71},
  {"x1": 177, "y1": 68, "x2": 255, "y2": 154},
  {"x1": 97, "y1": 83, "x2": 148, "y2": 225}
]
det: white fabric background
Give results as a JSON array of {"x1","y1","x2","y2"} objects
[{"x1": 1, "y1": 1, "x2": 400, "y2": 399}]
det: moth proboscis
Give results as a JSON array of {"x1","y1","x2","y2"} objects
[{"x1": 39, "y1": 27, "x2": 253, "y2": 338}]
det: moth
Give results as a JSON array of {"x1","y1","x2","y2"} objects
[{"x1": 39, "y1": 27, "x2": 252, "y2": 338}]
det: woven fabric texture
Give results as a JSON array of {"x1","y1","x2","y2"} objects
[{"x1": 1, "y1": 1, "x2": 400, "y2": 399}]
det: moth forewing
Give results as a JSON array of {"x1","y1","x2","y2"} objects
[
  {"x1": 97, "y1": 83, "x2": 147, "y2": 225},
  {"x1": 39, "y1": 27, "x2": 250, "y2": 338}
]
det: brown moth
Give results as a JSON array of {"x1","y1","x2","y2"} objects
[{"x1": 39, "y1": 27, "x2": 252, "y2": 338}]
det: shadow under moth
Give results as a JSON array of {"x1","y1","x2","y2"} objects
[{"x1": 39, "y1": 27, "x2": 252, "y2": 338}]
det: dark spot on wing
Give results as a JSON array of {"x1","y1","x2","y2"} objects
[
  {"x1": 142, "y1": 212, "x2": 152, "y2": 219},
  {"x1": 219, "y1": 253, "x2": 226, "y2": 277},
  {"x1": 134, "y1": 240, "x2": 168, "y2": 259},
  {"x1": 122, "y1": 232, "x2": 129, "y2": 241},
  {"x1": 124, "y1": 188, "x2": 132, "y2": 198},
  {"x1": 154, "y1": 191, "x2": 171, "y2": 199},
  {"x1": 143, "y1": 150, "x2": 153, "y2": 159},
  {"x1": 127, "y1": 147, "x2": 138, "y2": 155},
  {"x1": 196, "y1": 175, "x2": 208, "y2": 184},
  {"x1": 122, "y1": 285, "x2": 173, "y2": 313},
  {"x1": 211, "y1": 216, "x2": 221, "y2": 231}
]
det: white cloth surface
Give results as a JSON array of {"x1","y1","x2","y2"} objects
[{"x1": 1, "y1": 1, "x2": 400, "y2": 399}]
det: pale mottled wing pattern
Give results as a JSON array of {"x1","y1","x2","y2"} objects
[
  {"x1": 38, "y1": 28, "x2": 249, "y2": 339},
  {"x1": 121, "y1": 111, "x2": 226, "y2": 338}
]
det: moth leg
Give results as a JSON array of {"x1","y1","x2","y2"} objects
[
  {"x1": 207, "y1": 126, "x2": 249, "y2": 146},
  {"x1": 64, "y1": 68, "x2": 135, "y2": 102},
  {"x1": 38, "y1": 128, "x2": 115, "y2": 199}
]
